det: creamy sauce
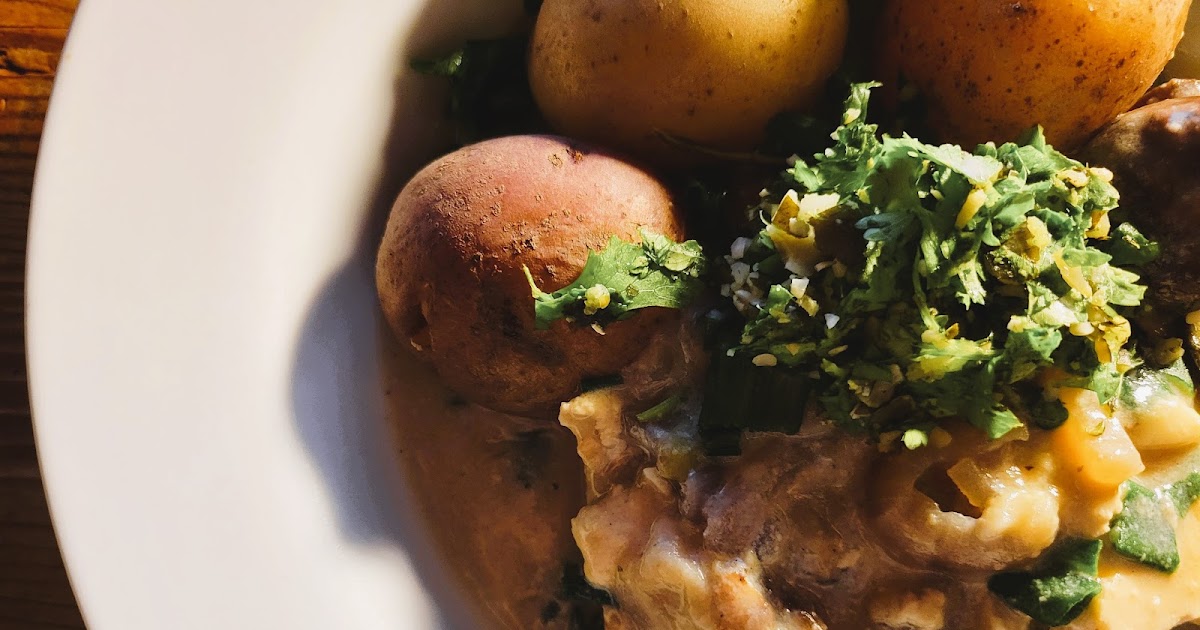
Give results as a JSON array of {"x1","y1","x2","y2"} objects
[
  {"x1": 563, "y1": 388, "x2": 1027, "y2": 630},
  {"x1": 384, "y1": 330, "x2": 1200, "y2": 630},
  {"x1": 1076, "y1": 445, "x2": 1200, "y2": 630},
  {"x1": 1084, "y1": 510, "x2": 1200, "y2": 629}
]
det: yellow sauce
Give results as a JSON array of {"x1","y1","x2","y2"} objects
[
  {"x1": 383, "y1": 330, "x2": 1200, "y2": 629},
  {"x1": 1083, "y1": 510, "x2": 1200, "y2": 629}
]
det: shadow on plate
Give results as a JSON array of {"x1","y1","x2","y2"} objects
[{"x1": 289, "y1": 0, "x2": 529, "y2": 628}]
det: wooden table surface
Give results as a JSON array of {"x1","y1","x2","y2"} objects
[{"x1": 0, "y1": 1, "x2": 85, "y2": 628}]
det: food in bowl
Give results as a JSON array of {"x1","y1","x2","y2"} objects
[{"x1": 376, "y1": 1, "x2": 1200, "y2": 628}]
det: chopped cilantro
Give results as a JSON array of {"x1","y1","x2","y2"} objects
[
  {"x1": 1103, "y1": 222, "x2": 1161, "y2": 267},
  {"x1": 1104, "y1": 473, "x2": 1200, "y2": 574},
  {"x1": 721, "y1": 84, "x2": 1151, "y2": 441},
  {"x1": 1118, "y1": 357, "x2": 1194, "y2": 411},
  {"x1": 525, "y1": 230, "x2": 707, "y2": 331},
  {"x1": 988, "y1": 539, "x2": 1103, "y2": 627},
  {"x1": 1022, "y1": 391, "x2": 1070, "y2": 431},
  {"x1": 1109, "y1": 481, "x2": 1180, "y2": 573},
  {"x1": 636, "y1": 394, "x2": 685, "y2": 423},
  {"x1": 411, "y1": 50, "x2": 463, "y2": 77}
]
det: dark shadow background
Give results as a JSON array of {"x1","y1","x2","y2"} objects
[{"x1": 289, "y1": 1, "x2": 528, "y2": 627}]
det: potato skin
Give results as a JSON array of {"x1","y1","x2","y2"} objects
[
  {"x1": 1082, "y1": 96, "x2": 1200, "y2": 308},
  {"x1": 879, "y1": 0, "x2": 1191, "y2": 149},
  {"x1": 376, "y1": 135, "x2": 685, "y2": 418},
  {"x1": 528, "y1": 0, "x2": 849, "y2": 163}
]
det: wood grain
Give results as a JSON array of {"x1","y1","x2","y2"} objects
[{"x1": 0, "y1": 1, "x2": 83, "y2": 628}]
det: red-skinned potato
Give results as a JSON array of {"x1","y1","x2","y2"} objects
[{"x1": 376, "y1": 135, "x2": 685, "y2": 418}]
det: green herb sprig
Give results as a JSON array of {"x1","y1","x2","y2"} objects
[
  {"x1": 525, "y1": 230, "x2": 707, "y2": 331},
  {"x1": 988, "y1": 539, "x2": 1104, "y2": 626}
]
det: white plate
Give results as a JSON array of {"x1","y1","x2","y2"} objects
[{"x1": 26, "y1": 0, "x2": 523, "y2": 627}]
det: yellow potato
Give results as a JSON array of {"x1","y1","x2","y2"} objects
[
  {"x1": 1124, "y1": 393, "x2": 1200, "y2": 451},
  {"x1": 528, "y1": 0, "x2": 849, "y2": 163},
  {"x1": 879, "y1": 0, "x2": 1192, "y2": 149},
  {"x1": 1052, "y1": 388, "x2": 1144, "y2": 494}
]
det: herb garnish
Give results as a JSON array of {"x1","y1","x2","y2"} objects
[
  {"x1": 722, "y1": 83, "x2": 1155, "y2": 441},
  {"x1": 1107, "y1": 472, "x2": 1200, "y2": 573},
  {"x1": 1118, "y1": 357, "x2": 1194, "y2": 410},
  {"x1": 525, "y1": 230, "x2": 707, "y2": 331},
  {"x1": 1110, "y1": 481, "x2": 1181, "y2": 573},
  {"x1": 988, "y1": 539, "x2": 1104, "y2": 626},
  {"x1": 1167, "y1": 473, "x2": 1200, "y2": 517}
]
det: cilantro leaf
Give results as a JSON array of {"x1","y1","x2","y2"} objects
[
  {"x1": 1166, "y1": 473, "x2": 1200, "y2": 517},
  {"x1": 1119, "y1": 358, "x2": 1194, "y2": 411},
  {"x1": 789, "y1": 81, "x2": 882, "y2": 196},
  {"x1": 1027, "y1": 395, "x2": 1070, "y2": 430},
  {"x1": 411, "y1": 50, "x2": 463, "y2": 77},
  {"x1": 1109, "y1": 481, "x2": 1180, "y2": 573},
  {"x1": 639, "y1": 231, "x2": 706, "y2": 276},
  {"x1": 1002, "y1": 327, "x2": 1063, "y2": 383},
  {"x1": 526, "y1": 231, "x2": 707, "y2": 330},
  {"x1": 988, "y1": 539, "x2": 1103, "y2": 627},
  {"x1": 1099, "y1": 472, "x2": 1200, "y2": 579},
  {"x1": 1103, "y1": 222, "x2": 1161, "y2": 267},
  {"x1": 888, "y1": 137, "x2": 1004, "y2": 185}
]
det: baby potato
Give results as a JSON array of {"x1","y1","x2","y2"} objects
[
  {"x1": 879, "y1": 0, "x2": 1192, "y2": 149},
  {"x1": 1082, "y1": 94, "x2": 1200, "y2": 308},
  {"x1": 528, "y1": 0, "x2": 849, "y2": 163},
  {"x1": 376, "y1": 135, "x2": 685, "y2": 418}
]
